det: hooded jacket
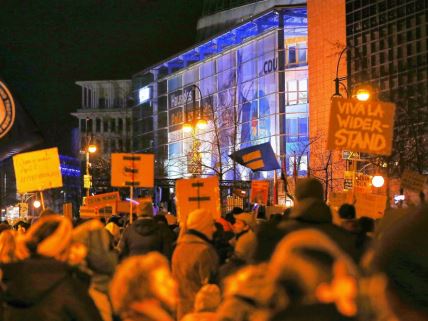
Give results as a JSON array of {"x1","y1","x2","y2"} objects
[
  {"x1": 172, "y1": 231, "x2": 219, "y2": 320},
  {"x1": 278, "y1": 198, "x2": 361, "y2": 262},
  {"x1": 0, "y1": 256, "x2": 102, "y2": 321},
  {"x1": 119, "y1": 218, "x2": 174, "y2": 260}
]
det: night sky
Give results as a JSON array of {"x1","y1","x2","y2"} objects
[{"x1": 0, "y1": 0, "x2": 203, "y2": 156}]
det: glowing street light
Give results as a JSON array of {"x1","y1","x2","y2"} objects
[
  {"x1": 88, "y1": 144, "x2": 97, "y2": 153},
  {"x1": 372, "y1": 175, "x2": 385, "y2": 188},
  {"x1": 33, "y1": 200, "x2": 41, "y2": 209}
]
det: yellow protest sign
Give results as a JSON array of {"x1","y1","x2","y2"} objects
[
  {"x1": 176, "y1": 176, "x2": 220, "y2": 224},
  {"x1": 401, "y1": 169, "x2": 427, "y2": 192},
  {"x1": 328, "y1": 97, "x2": 395, "y2": 156},
  {"x1": 13, "y1": 147, "x2": 63, "y2": 193},
  {"x1": 85, "y1": 191, "x2": 120, "y2": 208},
  {"x1": 111, "y1": 153, "x2": 154, "y2": 188},
  {"x1": 354, "y1": 192, "x2": 387, "y2": 219},
  {"x1": 250, "y1": 180, "x2": 269, "y2": 204}
]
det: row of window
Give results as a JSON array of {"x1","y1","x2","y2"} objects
[{"x1": 80, "y1": 118, "x2": 131, "y2": 134}]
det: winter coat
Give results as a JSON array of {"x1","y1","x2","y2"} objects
[
  {"x1": 73, "y1": 223, "x2": 118, "y2": 294},
  {"x1": 119, "y1": 217, "x2": 174, "y2": 260},
  {"x1": 270, "y1": 303, "x2": 356, "y2": 321},
  {"x1": 278, "y1": 198, "x2": 362, "y2": 262},
  {"x1": 172, "y1": 230, "x2": 219, "y2": 320},
  {"x1": 181, "y1": 311, "x2": 217, "y2": 321},
  {"x1": 0, "y1": 256, "x2": 103, "y2": 321}
]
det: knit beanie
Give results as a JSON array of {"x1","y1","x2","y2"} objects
[
  {"x1": 138, "y1": 199, "x2": 154, "y2": 217},
  {"x1": 295, "y1": 178, "x2": 324, "y2": 201},
  {"x1": 194, "y1": 284, "x2": 221, "y2": 312},
  {"x1": 25, "y1": 216, "x2": 73, "y2": 260},
  {"x1": 373, "y1": 204, "x2": 428, "y2": 315},
  {"x1": 187, "y1": 209, "x2": 214, "y2": 239}
]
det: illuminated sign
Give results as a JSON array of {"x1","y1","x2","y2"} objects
[
  {"x1": 327, "y1": 97, "x2": 396, "y2": 156},
  {"x1": 0, "y1": 81, "x2": 16, "y2": 139},
  {"x1": 138, "y1": 86, "x2": 151, "y2": 104}
]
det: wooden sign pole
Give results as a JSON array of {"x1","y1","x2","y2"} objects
[
  {"x1": 39, "y1": 190, "x2": 45, "y2": 210},
  {"x1": 129, "y1": 186, "x2": 134, "y2": 224}
]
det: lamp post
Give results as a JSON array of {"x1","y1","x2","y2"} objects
[
  {"x1": 85, "y1": 144, "x2": 97, "y2": 197},
  {"x1": 333, "y1": 46, "x2": 373, "y2": 197},
  {"x1": 182, "y1": 84, "x2": 207, "y2": 177}
]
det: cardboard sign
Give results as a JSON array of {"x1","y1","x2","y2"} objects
[
  {"x1": 401, "y1": 169, "x2": 427, "y2": 192},
  {"x1": 354, "y1": 192, "x2": 387, "y2": 219},
  {"x1": 79, "y1": 206, "x2": 115, "y2": 218},
  {"x1": 328, "y1": 191, "x2": 351, "y2": 210},
  {"x1": 328, "y1": 97, "x2": 396, "y2": 156},
  {"x1": 13, "y1": 147, "x2": 63, "y2": 193},
  {"x1": 250, "y1": 180, "x2": 269, "y2": 204},
  {"x1": 85, "y1": 192, "x2": 120, "y2": 208},
  {"x1": 111, "y1": 153, "x2": 154, "y2": 188},
  {"x1": 176, "y1": 176, "x2": 220, "y2": 224}
]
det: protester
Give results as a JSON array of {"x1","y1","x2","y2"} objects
[
  {"x1": 216, "y1": 263, "x2": 271, "y2": 321},
  {"x1": 73, "y1": 219, "x2": 118, "y2": 321},
  {"x1": 268, "y1": 229, "x2": 359, "y2": 321},
  {"x1": 118, "y1": 199, "x2": 174, "y2": 260},
  {"x1": 172, "y1": 208, "x2": 219, "y2": 320},
  {"x1": 278, "y1": 178, "x2": 361, "y2": 262},
  {"x1": 0, "y1": 215, "x2": 102, "y2": 321},
  {"x1": 0, "y1": 230, "x2": 18, "y2": 264},
  {"x1": 364, "y1": 204, "x2": 428, "y2": 321},
  {"x1": 338, "y1": 204, "x2": 359, "y2": 233},
  {"x1": 180, "y1": 284, "x2": 221, "y2": 321},
  {"x1": 231, "y1": 212, "x2": 257, "y2": 263},
  {"x1": 110, "y1": 252, "x2": 177, "y2": 321},
  {"x1": 105, "y1": 221, "x2": 121, "y2": 245}
]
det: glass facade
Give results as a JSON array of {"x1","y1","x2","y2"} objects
[{"x1": 133, "y1": 8, "x2": 309, "y2": 180}]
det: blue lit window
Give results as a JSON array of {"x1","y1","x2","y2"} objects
[{"x1": 168, "y1": 76, "x2": 182, "y2": 93}]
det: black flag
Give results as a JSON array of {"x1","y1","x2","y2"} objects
[{"x1": 0, "y1": 78, "x2": 43, "y2": 160}]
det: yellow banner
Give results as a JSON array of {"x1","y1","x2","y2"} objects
[
  {"x1": 250, "y1": 180, "x2": 270, "y2": 204},
  {"x1": 13, "y1": 147, "x2": 63, "y2": 193},
  {"x1": 328, "y1": 97, "x2": 395, "y2": 156}
]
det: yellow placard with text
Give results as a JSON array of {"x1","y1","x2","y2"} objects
[
  {"x1": 250, "y1": 180, "x2": 269, "y2": 205},
  {"x1": 401, "y1": 169, "x2": 427, "y2": 192},
  {"x1": 85, "y1": 192, "x2": 120, "y2": 208},
  {"x1": 175, "y1": 176, "x2": 220, "y2": 224},
  {"x1": 111, "y1": 153, "x2": 154, "y2": 188},
  {"x1": 354, "y1": 192, "x2": 387, "y2": 219},
  {"x1": 13, "y1": 147, "x2": 63, "y2": 193},
  {"x1": 328, "y1": 97, "x2": 395, "y2": 156}
]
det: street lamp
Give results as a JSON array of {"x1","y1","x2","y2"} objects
[
  {"x1": 183, "y1": 85, "x2": 207, "y2": 132},
  {"x1": 372, "y1": 175, "x2": 385, "y2": 188},
  {"x1": 85, "y1": 143, "x2": 97, "y2": 197},
  {"x1": 182, "y1": 84, "x2": 206, "y2": 177}
]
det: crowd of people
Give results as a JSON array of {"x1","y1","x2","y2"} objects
[{"x1": 0, "y1": 177, "x2": 427, "y2": 321}]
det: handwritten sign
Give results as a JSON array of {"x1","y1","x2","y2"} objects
[
  {"x1": 85, "y1": 192, "x2": 120, "y2": 208},
  {"x1": 176, "y1": 176, "x2": 220, "y2": 224},
  {"x1": 401, "y1": 169, "x2": 427, "y2": 192},
  {"x1": 354, "y1": 192, "x2": 387, "y2": 219},
  {"x1": 250, "y1": 180, "x2": 269, "y2": 204},
  {"x1": 13, "y1": 147, "x2": 63, "y2": 193},
  {"x1": 328, "y1": 97, "x2": 395, "y2": 156},
  {"x1": 111, "y1": 153, "x2": 154, "y2": 187}
]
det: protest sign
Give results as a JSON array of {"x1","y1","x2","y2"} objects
[
  {"x1": 85, "y1": 191, "x2": 120, "y2": 208},
  {"x1": 111, "y1": 153, "x2": 154, "y2": 187},
  {"x1": 176, "y1": 176, "x2": 220, "y2": 224},
  {"x1": 401, "y1": 169, "x2": 427, "y2": 192},
  {"x1": 250, "y1": 180, "x2": 269, "y2": 204},
  {"x1": 354, "y1": 192, "x2": 387, "y2": 219},
  {"x1": 328, "y1": 97, "x2": 395, "y2": 156},
  {"x1": 13, "y1": 147, "x2": 62, "y2": 193}
]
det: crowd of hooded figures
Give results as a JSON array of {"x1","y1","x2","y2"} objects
[{"x1": 0, "y1": 177, "x2": 427, "y2": 321}]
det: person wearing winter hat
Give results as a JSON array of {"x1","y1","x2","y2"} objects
[
  {"x1": 73, "y1": 219, "x2": 118, "y2": 321},
  {"x1": 180, "y1": 284, "x2": 221, "y2": 321},
  {"x1": 232, "y1": 212, "x2": 257, "y2": 262},
  {"x1": 110, "y1": 252, "x2": 177, "y2": 321},
  {"x1": 172, "y1": 208, "x2": 219, "y2": 320},
  {"x1": 364, "y1": 204, "x2": 428, "y2": 321},
  {"x1": 1, "y1": 216, "x2": 103, "y2": 321},
  {"x1": 118, "y1": 199, "x2": 174, "y2": 260},
  {"x1": 268, "y1": 229, "x2": 359, "y2": 321},
  {"x1": 277, "y1": 178, "x2": 361, "y2": 262}
]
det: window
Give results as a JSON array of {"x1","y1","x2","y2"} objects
[{"x1": 96, "y1": 119, "x2": 101, "y2": 132}]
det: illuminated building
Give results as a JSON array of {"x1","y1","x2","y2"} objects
[{"x1": 132, "y1": 6, "x2": 310, "y2": 181}]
